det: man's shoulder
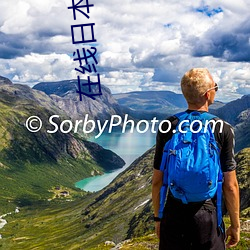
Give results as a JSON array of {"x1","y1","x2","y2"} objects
[{"x1": 211, "y1": 116, "x2": 234, "y2": 134}]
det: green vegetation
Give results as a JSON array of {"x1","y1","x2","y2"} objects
[
  {"x1": 0, "y1": 156, "x2": 98, "y2": 212},
  {"x1": 1, "y1": 142, "x2": 249, "y2": 249},
  {"x1": 235, "y1": 148, "x2": 250, "y2": 215},
  {"x1": 2, "y1": 209, "x2": 249, "y2": 250},
  {"x1": 224, "y1": 217, "x2": 250, "y2": 250},
  {"x1": 0, "y1": 84, "x2": 123, "y2": 214},
  {"x1": 89, "y1": 229, "x2": 250, "y2": 250},
  {"x1": 0, "y1": 198, "x2": 89, "y2": 250}
]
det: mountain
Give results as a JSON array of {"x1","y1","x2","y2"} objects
[
  {"x1": 33, "y1": 80, "x2": 124, "y2": 123},
  {"x1": 33, "y1": 82, "x2": 228, "y2": 122},
  {"x1": 211, "y1": 94, "x2": 250, "y2": 152},
  {"x1": 0, "y1": 78, "x2": 124, "y2": 212},
  {"x1": 1, "y1": 146, "x2": 249, "y2": 249},
  {"x1": 235, "y1": 148, "x2": 250, "y2": 214},
  {"x1": 114, "y1": 90, "x2": 225, "y2": 120},
  {"x1": 213, "y1": 94, "x2": 250, "y2": 125},
  {"x1": 209, "y1": 100, "x2": 225, "y2": 110},
  {"x1": 234, "y1": 109, "x2": 250, "y2": 152},
  {"x1": 114, "y1": 91, "x2": 186, "y2": 119}
]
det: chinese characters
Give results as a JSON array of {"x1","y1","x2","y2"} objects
[{"x1": 68, "y1": 0, "x2": 102, "y2": 100}]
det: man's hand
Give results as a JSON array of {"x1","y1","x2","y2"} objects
[
  {"x1": 223, "y1": 171, "x2": 240, "y2": 248},
  {"x1": 225, "y1": 225, "x2": 240, "y2": 248},
  {"x1": 155, "y1": 221, "x2": 161, "y2": 239}
]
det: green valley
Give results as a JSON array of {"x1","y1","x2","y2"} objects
[
  {"x1": 0, "y1": 81, "x2": 124, "y2": 214},
  {"x1": 0, "y1": 147, "x2": 249, "y2": 249}
]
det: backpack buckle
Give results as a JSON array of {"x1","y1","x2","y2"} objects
[{"x1": 169, "y1": 149, "x2": 176, "y2": 155}]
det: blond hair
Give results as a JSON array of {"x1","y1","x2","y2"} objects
[{"x1": 181, "y1": 68, "x2": 214, "y2": 104}]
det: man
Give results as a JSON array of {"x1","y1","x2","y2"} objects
[{"x1": 152, "y1": 68, "x2": 240, "y2": 249}]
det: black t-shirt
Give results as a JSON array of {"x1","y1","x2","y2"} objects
[{"x1": 153, "y1": 110, "x2": 237, "y2": 172}]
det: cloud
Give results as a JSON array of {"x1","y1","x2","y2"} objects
[
  {"x1": 192, "y1": 18, "x2": 250, "y2": 62},
  {"x1": 0, "y1": 0, "x2": 249, "y2": 101},
  {"x1": 0, "y1": 53, "x2": 75, "y2": 86},
  {"x1": 0, "y1": 0, "x2": 72, "y2": 58}
]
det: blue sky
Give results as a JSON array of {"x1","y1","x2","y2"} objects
[{"x1": 0, "y1": 0, "x2": 249, "y2": 102}]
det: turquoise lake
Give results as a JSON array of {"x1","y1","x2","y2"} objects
[{"x1": 75, "y1": 129, "x2": 156, "y2": 192}]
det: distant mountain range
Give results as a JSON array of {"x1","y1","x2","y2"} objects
[
  {"x1": 213, "y1": 94, "x2": 250, "y2": 125},
  {"x1": 114, "y1": 91, "x2": 186, "y2": 119},
  {"x1": 114, "y1": 90, "x2": 225, "y2": 119},
  {"x1": 32, "y1": 80, "x2": 250, "y2": 152},
  {"x1": 6, "y1": 77, "x2": 250, "y2": 153},
  {"x1": 32, "y1": 80, "x2": 225, "y2": 122}
]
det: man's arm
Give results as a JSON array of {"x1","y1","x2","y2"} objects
[
  {"x1": 152, "y1": 169, "x2": 163, "y2": 239},
  {"x1": 223, "y1": 170, "x2": 240, "y2": 248}
]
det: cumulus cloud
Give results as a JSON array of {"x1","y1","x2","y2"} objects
[
  {"x1": 192, "y1": 18, "x2": 250, "y2": 62},
  {"x1": 0, "y1": 53, "x2": 75, "y2": 86},
  {"x1": 0, "y1": 0, "x2": 249, "y2": 101},
  {"x1": 0, "y1": 0, "x2": 73, "y2": 58}
]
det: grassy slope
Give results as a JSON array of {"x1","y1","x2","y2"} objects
[
  {"x1": 0, "y1": 149, "x2": 155, "y2": 249},
  {"x1": 1, "y1": 148, "x2": 249, "y2": 249},
  {"x1": 0, "y1": 87, "x2": 111, "y2": 214},
  {"x1": 1, "y1": 203, "x2": 249, "y2": 250},
  {"x1": 89, "y1": 219, "x2": 250, "y2": 250},
  {"x1": 0, "y1": 199, "x2": 88, "y2": 250}
]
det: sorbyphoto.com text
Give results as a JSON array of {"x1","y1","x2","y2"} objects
[{"x1": 25, "y1": 114, "x2": 224, "y2": 138}]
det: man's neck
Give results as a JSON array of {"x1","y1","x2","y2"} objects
[{"x1": 187, "y1": 103, "x2": 209, "y2": 112}]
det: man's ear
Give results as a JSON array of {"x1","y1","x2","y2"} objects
[{"x1": 204, "y1": 92, "x2": 209, "y2": 100}]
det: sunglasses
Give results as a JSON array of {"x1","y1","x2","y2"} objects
[{"x1": 203, "y1": 83, "x2": 218, "y2": 95}]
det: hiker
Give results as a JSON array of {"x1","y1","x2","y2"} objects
[{"x1": 152, "y1": 68, "x2": 240, "y2": 250}]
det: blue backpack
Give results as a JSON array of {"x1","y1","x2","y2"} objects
[{"x1": 158, "y1": 111, "x2": 223, "y2": 228}]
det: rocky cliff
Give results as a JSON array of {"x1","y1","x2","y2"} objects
[
  {"x1": 235, "y1": 148, "x2": 250, "y2": 215},
  {"x1": 213, "y1": 94, "x2": 250, "y2": 126},
  {"x1": 33, "y1": 80, "x2": 124, "y2": 123},
  {"x1": 234, "y1": 108, "x2": 250, "y2": 152}
]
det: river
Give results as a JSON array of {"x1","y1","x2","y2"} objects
[{"x1": 75, "y1": 129, "x2": 156, "y2": 192}]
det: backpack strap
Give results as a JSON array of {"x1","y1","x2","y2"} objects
[
  {"x1": 158, "y1": 143, "x2": 171, "y2": 219},
  {"x1": 174, "y1": 111, "x2": 189, "y2": 122},
  {"x1": 158, "y1": 112, "x2": 188, "y2": 218},
  {"x1": 201, "y1": 112, "x2": 223, "y2": 230},
  {"x1": 200, "y1": 112, "x2": 223, "y2": 229},
  {"x1": 217, "y1": 168, "x2": 223, "y2": 231}
]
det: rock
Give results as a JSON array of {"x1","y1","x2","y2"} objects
[{"x1": 105, "y1": 240, "x2": 116, "y2": 247}]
